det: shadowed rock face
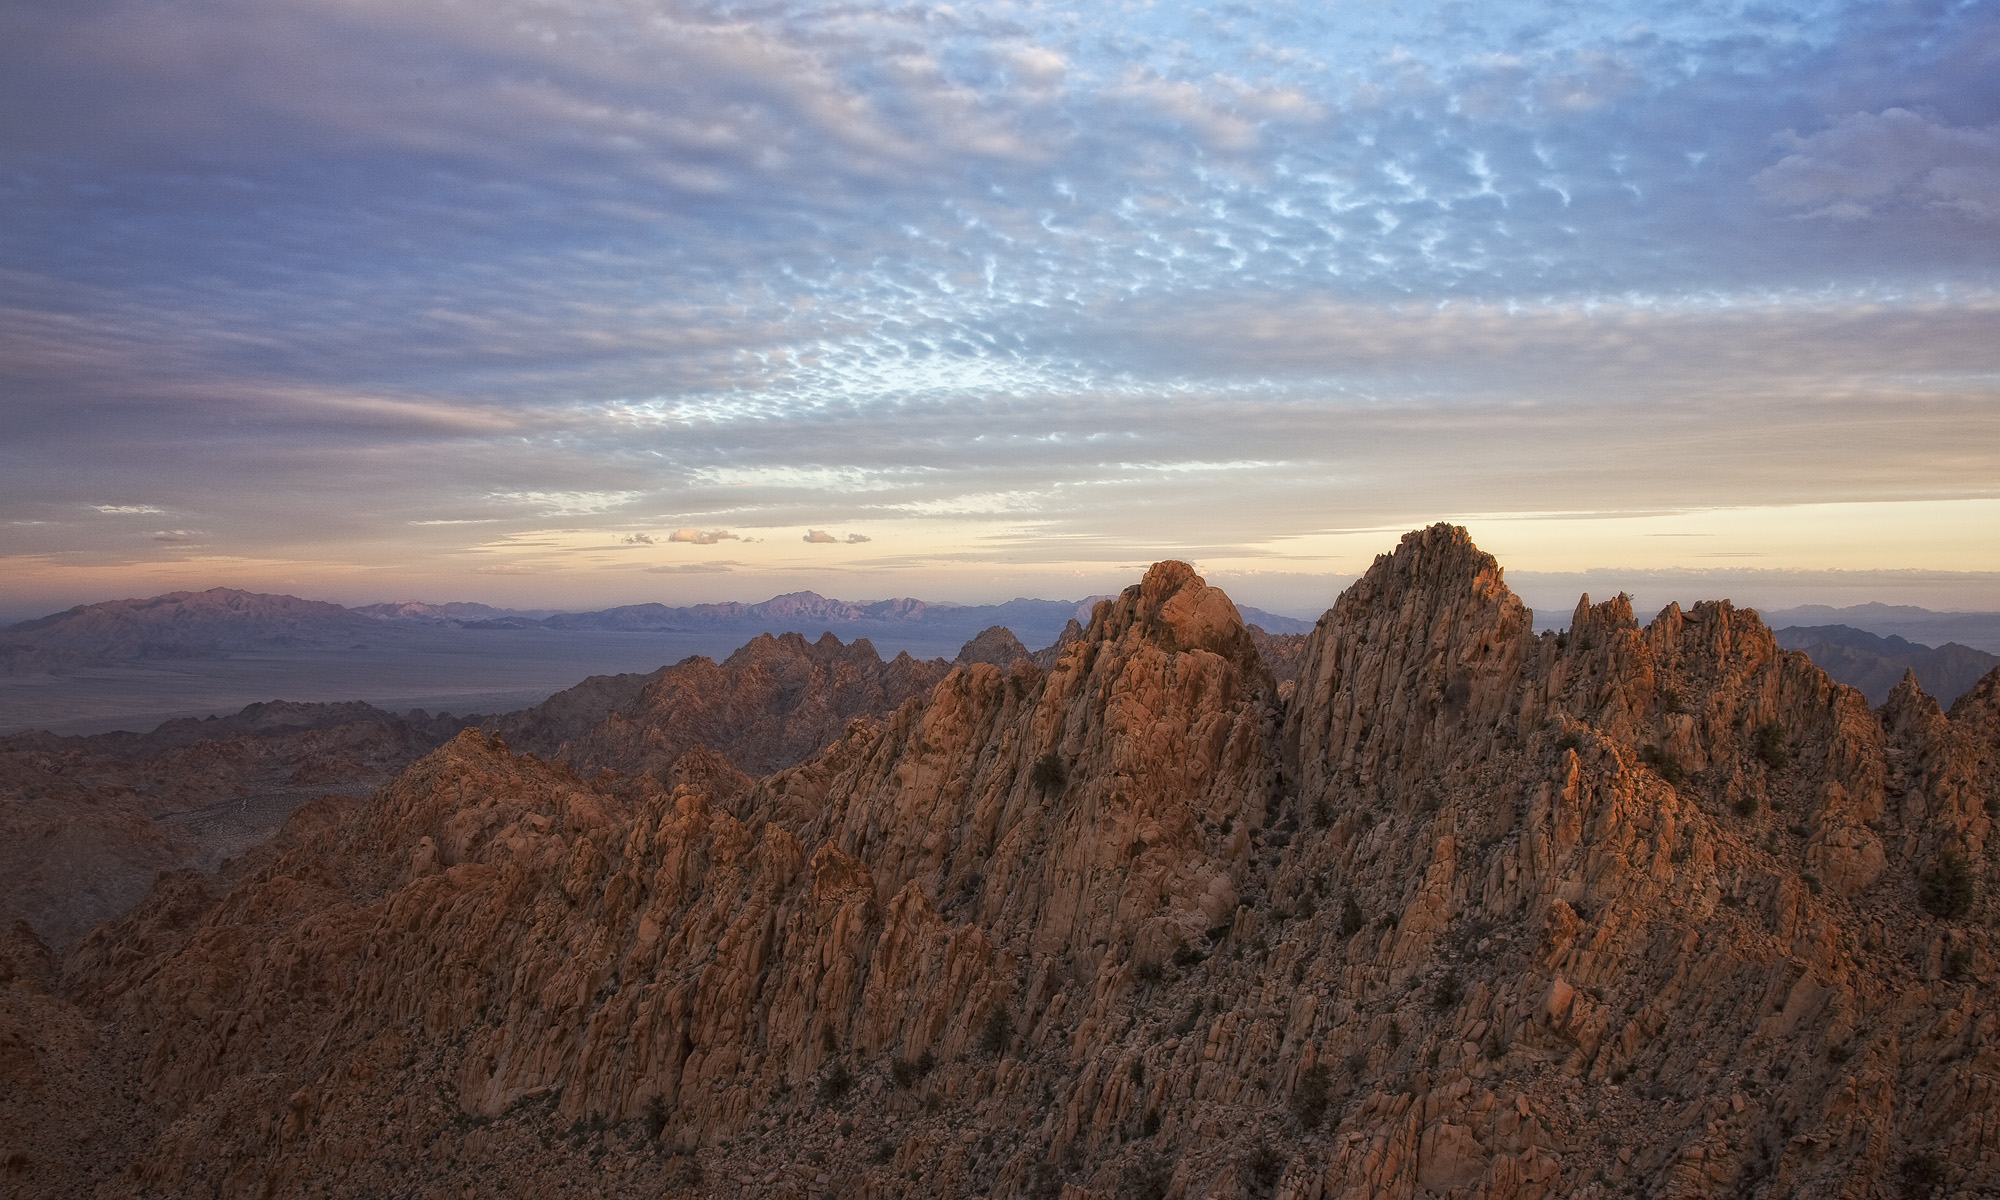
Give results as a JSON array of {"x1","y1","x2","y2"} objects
[
  {"x1": 554, "y1": 630, "x2": 951, "y2": 781},
  {"x1": 6, "y1": 528, "x2": 2000, "y2": 1200}
]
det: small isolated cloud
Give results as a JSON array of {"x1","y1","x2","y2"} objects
[
  {"x1": 669, "y1": 527, "x2": 739, "y2": 545},
  {"x1": 1754, "y1": 109, "x2": 2000, "y2": 222},
  {"x1": 621, "y1": 533, "x2": 655, "y2": 545},
  {"x1": 645, "y1": 561, "x2": 739, "y2": 573},
  {"x1": 150, "y1": 530, "x2": 200, "y2": 543},
  {"x1": 92, "y1": 504, "x2": 164, "y2": 515},
  {"x1": 845, "y1": 533, "x2": 871, "y2": 543},
  {"x1": 803, "y1": 529, "x2": 839, "y2": 543},
  {"x1": 473, "y1": 563, "x2": 537, "y2": 575}
]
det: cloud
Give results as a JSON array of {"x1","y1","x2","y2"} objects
[
  {"x1": 645, "y1": 561, "x2": 740, "y2": 573},
  {"x1": 150, "y1": 530, "x2": 200, "y2": 543},
  {"x1": 845, "y1": 533, "x2": 871, "y2": 544},
  {"x1": 803, "y1": 529, "x2": 839, "y2": 544},
  {"x1": 620, "y1": 533, "x2": 655, "y2": 545},
  {"x1": 473, "y1": 563, "x2": 537, "y2": 575},
  {"x1": 668, "y1": 527, "x2": 739, "y2": 545},
  {"x1": 92, "y1": 504, "x2": 165, "y2": 515},
  {"x1": 495, "y1": 491, "x2": 644, "y2": 516},
  {"x1": 1754, "y1": 110, "x2": 2000, "y2": 222}
]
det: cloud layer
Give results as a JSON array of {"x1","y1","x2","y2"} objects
[{"x1": 1, "y1": 0, "x2": 1996, "y2": 609}]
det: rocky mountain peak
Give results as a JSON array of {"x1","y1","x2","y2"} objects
[{"x1": 7, "y1": 529, "x2": 2000, "y2": 1200}]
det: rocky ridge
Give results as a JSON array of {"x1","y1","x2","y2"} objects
[{"x1": 2, "y1": 526, "x2": 1996, "y2": 1200}]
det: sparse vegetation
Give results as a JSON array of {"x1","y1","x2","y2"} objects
[
  {"x1": 1801, "y1": 873, "x2": 1822, "y2": 896},
  {"x1": 1242, "y1": 1144, "x2": 1286, "y2": 1194},
  {"x1": 1919, "y1": 849, "x2": 1975, "y2": 919},
  {"x1": 1119, "y1": 1149, "x2": 1172, "y2": 1200},
  {"x1": 1554, "y1": 730, "x2": 1582, "y2": 755},
  {"x1": 1134, "y1": 958, "x2": 1166, "y2": 987},
  {"x1": 644, "y1": 1094, "x2": 668, "y2": 1139},
  {"x1": 1433, "y1": 967, "x2": 1462, "y2": 1010},
  {"x1": 1639, "y1": 744, "x2": 1686, "y2": 786},
  {"x1": 1754, "y1": 721, "x2": 1789, "y2": 769},
  {"x1": 818, "y1": 1061, "x2": 853, "y2": 1104},
  {"x1": 1733, "y1": 792, "x2": 1758, "y2": 818},
  {"x1": 1659, "y1": 687, "x2": 1685, "y2": 714},
  {"x1": 1291, "y1": 1062, "x2": 1332, "y2": 1129},
  {"x1": 1339, "y1": 890, "x2": 1365, "y2": 938},
  {"x1": 1031, "y1": 752, "x2": 1068, "y2": 793},
  {"x1": 1898, "y1": 1152, "x2": 1946, "y2": 1200},
  {"x1": 979, "y1": 1005, "x2": 1014, "y2": 1056}
]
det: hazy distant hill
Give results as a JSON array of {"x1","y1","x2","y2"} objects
[
  {"x1": 2, "y1": 587, "x2": 1315, "y2": 678},
  {"x1": 0, "y1": 588, "x2": 379, "y2": 672},
  {"x1": 1775, "y1": 623, "x2": 2000, "y2": 707},
  {"x1": 1760, "y1": 602, "x2": 2000, "y2": 655}
]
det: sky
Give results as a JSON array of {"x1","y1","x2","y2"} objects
[{"x1": 2, "y1": 0, "x2": 1997, "y2": 621}]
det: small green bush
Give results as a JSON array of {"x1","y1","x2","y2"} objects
[
  {"x1": 1243, "y1": 1144, "x2": 1286, "y2": 1193},
  {"x1": 1754, "y1": 722, "x2": 1789, "y2": 769},
  {"x1": 1432, "y1": 967, "x2": 1462, "y2": 1010},
  {"x1": 1134, "y1": 959, "x2": 1166, "y2": 987},
  {"x1": 1898, "y1": 1152, "x2": 1946, "y2": 1200},
  {"x1": 1919, "y1": 849, "x2": 1975, "y2": 919},
  {"x1": 1031, "y1": 752, "x2": 1068, "y2": 793},
  {"x1": 979, "y1": 1005, "x2": 1014, "y2": 1056},
  {"x1": 1339, "y1": 890, "x2": 1365, "y2": 938},
  {"x1": 1290, "y1": 1063, "x2": 1332, "y2": 1129},
  {"x1": 818, "y1": 1062, "x2": 853, "y2": 1104},
  {"x1": 1639, "y1": 744, "x2": 1686, "y2": 786}
]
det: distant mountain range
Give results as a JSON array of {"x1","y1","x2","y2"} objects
[
  {"x1": 1774, "y1": 624, "x2": 2000, "y2": 708},
  {"x1": 1759, "y1": 602, "x2": 2000, "y2": 655},
  {"x1": 0, "y1": 586, "x2": 1316, "y2": 676}
]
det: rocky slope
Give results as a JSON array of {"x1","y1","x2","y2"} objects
[
  {"x1": 3, "y1": 526, "x2": 1996, "y2": 1200},
  {"x1": 555, "y1": 631, "x2": 952, "y2": 781}
]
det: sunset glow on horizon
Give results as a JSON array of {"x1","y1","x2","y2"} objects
[{"x1": 3, "y1": 0, "x2": 1996, "y2": 618}]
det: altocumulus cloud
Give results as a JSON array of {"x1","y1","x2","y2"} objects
[{"x1": 0, "y1": 0, "x2": 1996, "y2": 592}]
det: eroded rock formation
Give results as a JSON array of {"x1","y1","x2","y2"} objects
[{"x1": 3, "y1": 526, "x2": 1996, "y2": 1200}]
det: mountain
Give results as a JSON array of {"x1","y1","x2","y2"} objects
[
  {"x1": 1776, "y1": 624, "x2": 2000, "y2": 707},
  {"x1": 5, "y1": 588, "x2": 1287, "y2": 685},
  {"x1": 5, "y1": 526, "x2": 1997, "y2": 1199},
  {"x1": 0, "y1": 588, "x2": 379, "y2": 672},
  {"x1": 1760, "y1": 602, "x2": 2000, "y2": 655}
]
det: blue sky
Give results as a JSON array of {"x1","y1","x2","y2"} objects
[{"x1": 2, "y1": 0, "x2": 1996, "y2": 616}]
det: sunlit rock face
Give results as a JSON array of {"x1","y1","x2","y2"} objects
[{"x1": 5, "y1": 527, "x2": 1998, "y2": 1200}]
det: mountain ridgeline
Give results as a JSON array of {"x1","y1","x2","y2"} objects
[{"x1": 4, "y1": 526, "x2": 1998, "y2": 1200}]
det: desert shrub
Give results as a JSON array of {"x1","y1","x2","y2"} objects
[
  {"x1": 890, "y1": 1057, "x2": 920, "y2": 1089},
  {"x1": 1754, "y1": 722, "x2": 1789, "y2": 769},
  {"x1": 1242, "y1": 1144, "x2": 1286, "y2": 1194},
  {"x1": 979, "y1": 1005, "x2": 1014, "y2": 1056},
  {"x1": 1119, "y1": 1150, "x2": 1172, "y2": 1200},
  {"x1": 1134, "y1": 959, "x2": 1166, "y2": 987},
  {"x1": 1432, "y1": 967, "x2": 1462, "y2": 1010},
  {"x1": 1141, "y1": 1109, "x2": 1162, "y2": 1137},
  {"x1": 1898, "y1": 1152, "x2": 1946, "y2": 1200},
  {"x1": 1659, "y1": 687, "x2": 1685, "y2": 714},
  {"x1": 1291, "y1": 1063, "x2": 1332, "y2": 1130},
  {"x1": 644, "y1": 1095, "x2": 668, "y2": 1139},
  {"x1": 1171, "y1": 943, "x2": 1204, "y2": 968},
  {"x1": 1554, "y1": 730, "x2": 1582, "y2": 755},
  {"x1": 1733, "y1": 792, "x2": 1758, "y2": 818},
  {"x1": 1801, "y1": 873, "x2": 1822, "y2": 896},
  {"x1": 1031, "y1": 752, "x2": 1068, "y2": 793},
  {"x1": 1639, "y1": 744, "x2": 1686, "y2": 786},
  {"x1": 1919, "y1": 849, "x2": 1975, "y2": 919},
  {"x1": 1339, "y1": 891, "x2": 1365, "y2": 938},
  {"x1": 818, "y1": 1062, "x2": 853, "y2": 1104},
  {"x1": 1944, "y1": 944, "x2": 1973, "y2": 982}
]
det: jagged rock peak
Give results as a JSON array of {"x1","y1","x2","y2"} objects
[
  {"x1": 953, "y1": 625, "x2": 1029, "y2": 669},
  {"x1": 1088, "y1": 559, "x2": 1265, "y2": 680}
]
